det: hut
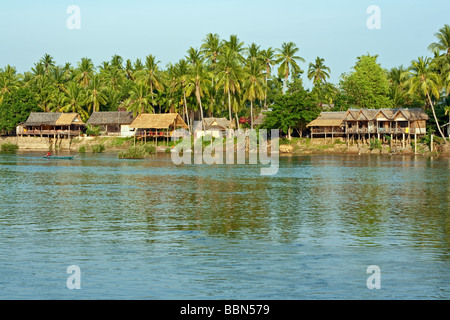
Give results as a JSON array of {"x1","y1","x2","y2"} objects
[
  {"x1": 129, "y1": 113, "x2": 189, "y2": 144},
  {"x1": 20, "y1": 112, "x2": 84, "y2": 137},
  {"x1": 308, "y1": 108, "x2": 429, "y2": 145},
  {"x1": 306, "y1": 111, "x2": 347, "y2": 141},
  {"x1": 194, "y1": 117, "x2": 233, "y2": 138},
  {"x1": 86, "y1": 111, "x2": 135, "y2": 136}
]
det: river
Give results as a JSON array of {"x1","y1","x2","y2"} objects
[{"x1": 0, "y1": 151, "x2": 449, "y2": 299}]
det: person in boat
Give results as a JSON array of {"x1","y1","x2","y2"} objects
[{"x1": 46, "y1": 152, "x2": 51, "y2": 158}]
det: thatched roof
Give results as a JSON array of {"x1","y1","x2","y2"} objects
[
  {"x1": 87, "y1": 111, "x2": 135, "y2": 125},
  {"x1": 204, "y1": 117, "x2": 232, "y2": 130},
  {"x1": 310, "y1": 108, "x2": 429, "y2": 127},
  {"x1": 129, "y1": 113, "x2": 188, "y2": 129},
  {"x1": 306, "y1": 111, "x2": 347, "y2": 127},
  {"x1": 24, "y1": 112, "x2": 84, "y2": 126}
]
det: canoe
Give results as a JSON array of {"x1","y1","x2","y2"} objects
[{"x1": 43, "y1": 156, "x2": 74, "y2": 160}]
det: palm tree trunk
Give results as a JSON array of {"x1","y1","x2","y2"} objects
[
  {"x1": 250, "y1": 100, "x2": 254, "y2": 130},
  {"x1": 183, "y1": 90, "x2": 191, "y2": 134},
  {"x1": 427, "y1": 93, "x2": 448, "y2": 143},
  {"x1": 228, "y1": 90, "x2": 233, "y2": 129}
]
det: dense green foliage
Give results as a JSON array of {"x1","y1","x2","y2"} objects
[
  {"x1": 0, "y1": 26, "x2": 449, "y2": 139},
  {"x1": 339, "y1": 55, "x2": 393, "y2": 109}
]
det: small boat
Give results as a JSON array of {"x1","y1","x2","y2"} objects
[{"x1": 43, "y1": 156, "x2": 74, "y2": 160}]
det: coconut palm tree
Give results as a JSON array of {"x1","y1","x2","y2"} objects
[
  {"x1": 215, "y1": 47, "x2": 244, "y2": 128},
  {"x1": 0, "y1": 65, "x2": 21, "y2": 103},
  {"x1": 201, "y1": 33, "x2": 221, "y2": 70},
  {"x1": 407, "y1": 57, "x2": 447, "y2": 143},
  {"x1": 243, "y1": 59, "x2": 266, "y2": 129},
  {"x1": 175, "y1": 59, "x2": 192, "y2": 132},
  {"x1": 307, "y1": 57, "x2": 331, "y2": 86},
  {"x1": 40, "y1": 53, "x2": 55, "y2": 73},
  {"x1": 125, "y1": 83, "x2": 153, "y2": 115},
  {"x1": 276, "y1": 42, "x2": 305, "y2": 94},
  {"x1": 62, "y1": 82, "x2": 88, "y2": 120},
  {"x1": 222, "y1": 35, "x2": 245, "y2": 62},
  {"x1": 428, "y1": 24, "x2": 450, "y2": 57},
  {"x1": 136, "y1": 55, "x2": 164, "y2": 112},
  {"x1": 186, "y1": 62, "x2": 211, "y2": 131},
  {"x1": 186, "y1": 47, "x2": 203, "y2": 67},
  {"x1": 75, "y1": 57, "x2": 94, "y2": 88},
  {"x1": 86, "y1": 74, "x2": 107, "y2": 113},
  {"x1": 261, "y1": 48, "x2": 276, "y2": 108}
]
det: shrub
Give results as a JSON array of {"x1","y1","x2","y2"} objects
[
  {"x1": 118, "y1": 146, "x2": 146, "y2": 159},
  {"x1": 78, "y1": 145, "x2": 86, "y2": 153},
  {"x1": 143, "y1": 144, "x2": 156, "y2": 154},
  {"x1": 91, "y1": 144, "x2": 105, "y2": 153},
  {"x1": 85, "y1": 125, "x2": 102, "y2": 136},
  {"x1": 369, "y1": 139, "x2": 382, "y2": 150},
  {"x1": 1, "y1": 143, "x2": 19, "y2": 152}
]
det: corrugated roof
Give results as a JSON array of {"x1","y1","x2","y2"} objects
[{"x1": 129, "y1": 113, "x2": 188, "y2": 129}]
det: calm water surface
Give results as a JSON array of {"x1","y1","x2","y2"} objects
[{"x1": 0, "y1": 151, "x2": 449, "y2": 299}]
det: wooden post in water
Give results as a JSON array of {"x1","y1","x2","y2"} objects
[
  {"x1": 431, "y1": 134, "x2": 433, "y2": 152},
  {"x1": 414, "y1": 133, "x2": 417, "y2": 154}
]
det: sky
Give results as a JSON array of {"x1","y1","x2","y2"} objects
[{"x1": 0, "y1": 0, "x2": 449, "y2": 87}]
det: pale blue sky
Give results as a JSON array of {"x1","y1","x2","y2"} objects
[{"x1": 0, "y1": 0, "x2": 449, "y2": 86}]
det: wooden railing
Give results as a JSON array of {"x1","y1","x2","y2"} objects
[{"x1": 21, "y1": 129, "x2": 81, "y2": 136}]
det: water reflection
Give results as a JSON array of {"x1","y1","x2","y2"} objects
[{"x1": 0, "y1": 151, "x2": 449, "y2": 299}]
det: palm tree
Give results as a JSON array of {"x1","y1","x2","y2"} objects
[
  {"x1": 110, "y1": 54, "x2": 124, "y2": 70},
  {"x1": 307, "y1": 57, "x2": 331, "y2": 86},
  {"x1": 86, "y1": 74, "x2": 107, "y2": 113},
  {"x1": 75, "y1": 57, "x2": 94, "y2": 88},
  {"x1": 186, "y1": 62, "x2": 211, "y2": 130},
  {"x1": 407, "y1": 57, "x2": 447, "y2": 143},
  {"x1": 261, "y1": 48, "x2": 276, "y2": 108},
  {"x1": 40, "y1": 53, "x2": 55, "y2": 73},
  {"x1": 49, "y1": 66, "x2": 69, "y2": 93},
  {"x1": 428, "y1": 24, "x2": 450, "y2": 57},
  {"x1": 245, "y1": 43, "x2": 262, "y2": 64},
  {"x1": 175, "y1": 59, "x2": 192, "y2": 132},
  {"x1": 222, "y1": 35, "x2": 245, "y2": 62},
  {"x1": 201, "y1": 33, "x2": 221, "y2": 70},
  {"x1": 125, "y1": 83, "x2": 153, "y2": 115},
  {"x1": 136, "y1": 55, "x2": 164, "y2": 112},
  {"x1": 186, "y1": 47, "x2": 203, "y2": 67},
  {"x1": 276, "y1": 42, "x2": 305, "y2": 94},
  {"x1": 215, "y1": 47, "x2": 244, "y2": 128},
  {"x1": 243, "y1": 60, "x2": 266, "y2": 129},
  {"x1": 0, "y1": 65, "x2": 21, "y2": 103},
  {"x1": 62, "y1": 82, "x2": 88, "y2": 120}
]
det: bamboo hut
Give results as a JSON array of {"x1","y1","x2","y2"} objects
[
  {"x1": 194, "y1": 117, "x2": 234, "y2": 138},
  {"x1": 308, "y1": 108, "x2": 429, "y2": 145},
  {"x1": 129, "y1": 113, "x2": 189, "y2": 144},
  {"x1": 306, "y1": 111, "x2": 347, "y2": 142},
  {"x1": 20, "y1": 112, "x2": 84, "y2": 137}
]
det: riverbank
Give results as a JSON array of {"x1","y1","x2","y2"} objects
[
  {"x1": 278, "y1": 137, "x2": 450, "y2": 157},
  {"x1": 1, "y1": 135, "x2": 449, "y2": 157}
]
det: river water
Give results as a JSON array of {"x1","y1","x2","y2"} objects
[{"x1": 0, "y1": 151, "x2": 449, "y2": 299}]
